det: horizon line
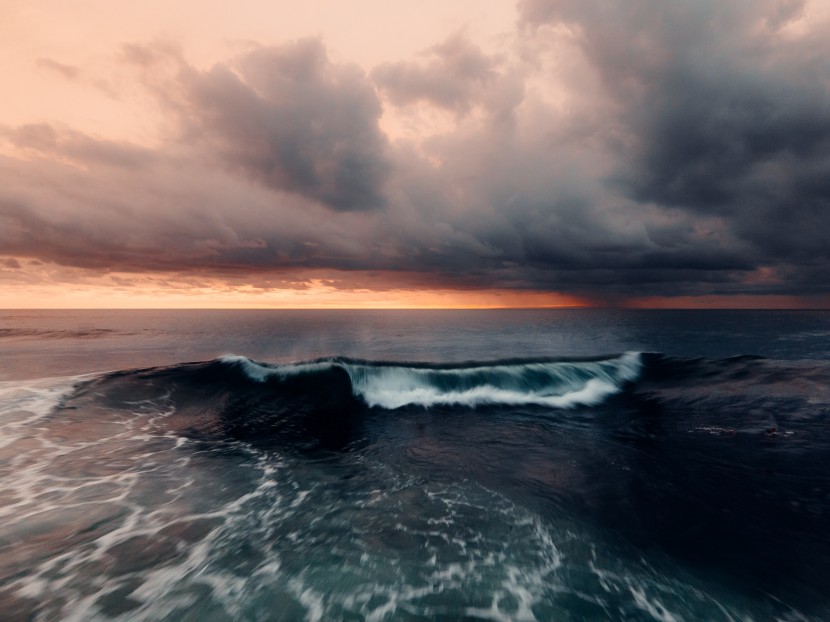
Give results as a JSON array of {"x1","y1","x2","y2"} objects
[{"x1": 2, "y1": 306, "x2": 828, "y2": 311}]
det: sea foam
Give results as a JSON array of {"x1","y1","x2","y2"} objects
[{"x1": 221, "y1": 352, "x2": 642, "y2": 410}]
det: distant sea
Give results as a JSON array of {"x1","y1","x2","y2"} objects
[{"x1": 1, "y1": 309, "x2": 829, "y2": 620}]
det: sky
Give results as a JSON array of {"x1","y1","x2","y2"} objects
[{"x1": 1, "y1": 0, "x2": 829, "y2": 308}]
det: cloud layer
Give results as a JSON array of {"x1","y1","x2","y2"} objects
[{"x1": 2, "y1": 0, "x2": 829, "y2": 304}]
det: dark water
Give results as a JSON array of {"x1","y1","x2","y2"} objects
[{"x1": 1, "y1": 309, "x2": 829, "y2": 620}]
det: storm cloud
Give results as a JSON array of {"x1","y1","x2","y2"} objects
[
  {"x1": 151, "y1": 38, "x2": 390, "y2": 211},
  {"x1": 372, "y1": 34, "x2": 500, "y2": 114},
  {"x1": 1, "y1": 0, "x2": 829, "y2": 303},
  {"x1": 518, "y1": 0, "x2": 830, "y2": 291}
]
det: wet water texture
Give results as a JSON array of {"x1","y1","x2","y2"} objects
[{"x1": 1, "y1": 310, "x2": 829, "y2": 620}]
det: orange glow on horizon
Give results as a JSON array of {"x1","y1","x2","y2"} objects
[
  {"x1": 623, "y1": 294, "x2": 830, "y2": 310},
  {"x1": 4, "y1": 284, "x2": 828, "y2": 310},
  {"x1": 2, "y1": 262, "x2": 829, "y2": 309},
  {"x1": 0, "y1": 270, "x2": 588, "y2": 309}
]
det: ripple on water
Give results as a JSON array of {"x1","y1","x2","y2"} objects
[{"x1": 0, "y1": 374, "x2": 819, "y2": 621}]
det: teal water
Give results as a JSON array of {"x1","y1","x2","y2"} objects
[{"x1": 1, "y1": 309, "x2": 829, "y2": 620}]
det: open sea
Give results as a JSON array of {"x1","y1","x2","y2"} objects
[{"x1": 1, "y1": 308, "x2": 829, "y2": 621}]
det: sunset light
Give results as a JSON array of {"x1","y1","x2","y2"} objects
[
  {"x1": 3, "y1": 0, "x2": 829, "y2": 308},
  {"x1": 4, "y1": 3, "x2": 830, "y2": 620}
]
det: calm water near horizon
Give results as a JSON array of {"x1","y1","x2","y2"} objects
[
  {"x1": 1, "y1": 309, "x2": 829, "y2": 620},
  {"x1": 4, "y1": 308, "x2": 830, "y2": 381}
]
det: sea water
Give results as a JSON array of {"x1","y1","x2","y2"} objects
[{"x1": 1, "y1": 309, "x2": 829, "y2": 620}]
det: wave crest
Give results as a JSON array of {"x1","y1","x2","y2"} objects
[{"x1": 220, "y1": 353, "x2": 643, "y2": 409}]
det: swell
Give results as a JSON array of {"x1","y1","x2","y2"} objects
[
  {"x1": 55, "y1": 352, "x2": 830, "y2": 452},
  {"x1": 55, "y1": 353, "x2": 644, "y2": 451},
  {"x1": 0, "y1": 328, "x2": 120, "y2": 340},
  {"x1": 25, "y1": 351, "x2": 830, "y2": 620},
  {"x1": 50, "y1": 351, "x2": 830, "y2": 419},
  {"x1": 220, "y1": 352, "x2": 644, "y2": 409}
]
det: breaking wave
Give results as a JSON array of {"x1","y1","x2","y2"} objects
[{"x1": 219, "y1": 352, "x2": 643, "y2": 409}]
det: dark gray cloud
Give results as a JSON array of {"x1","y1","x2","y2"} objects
[
  {"x1": 372, "y1": 34, "x2": 499, "y2": 113},
  {"x1": 2, "y1": 123, "x2": 154, "y2": 168},
  {"x1": 2, "y1": 6, "x2": 829, "y2": 303},
  {"x1": 516, "y1": 0, "x2": 830, "y2": 294},
  {"x1": 130, "y1": 38, "x2": 391, "y2": 212},
  {"x1": 0, "y1": 142, "x2": 383, "y2": 277}
]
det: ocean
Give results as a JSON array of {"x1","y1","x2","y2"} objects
[{"x1": 1, "y1": 309, "x2": 829, "y2": 620}]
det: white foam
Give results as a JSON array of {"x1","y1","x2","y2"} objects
[
  {"x1": 219, "y1": 355, "x2": 332, "y2": 382},
  {"x1": 347, "y1": 352, "x2": 642, "y2": 409},
  {"x1": 629, "y1": 585, "x2": 682, "y2": 622},
  {"x1": 221, "y1": 352, "x2": 643, "y2": 410},
  {"x1": 0, "y1": 375, "x2": 90, "y2": 449},
  {"x1": 351, "y1": 377, "x2": 620, "y2": 409},
  {"x1": 219, "y1": 355, "x2": 275, "y2": 382},
  {"x1": 0, "y1": 375, "x2": 88, "y2": 417}
]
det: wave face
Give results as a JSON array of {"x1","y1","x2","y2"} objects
[
  {"x1": 6, "y1": 349, "x2": 830, "y2": 621},
  {"x1": 221, "y1": 352, "x2": 643, "y2": 409}
]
